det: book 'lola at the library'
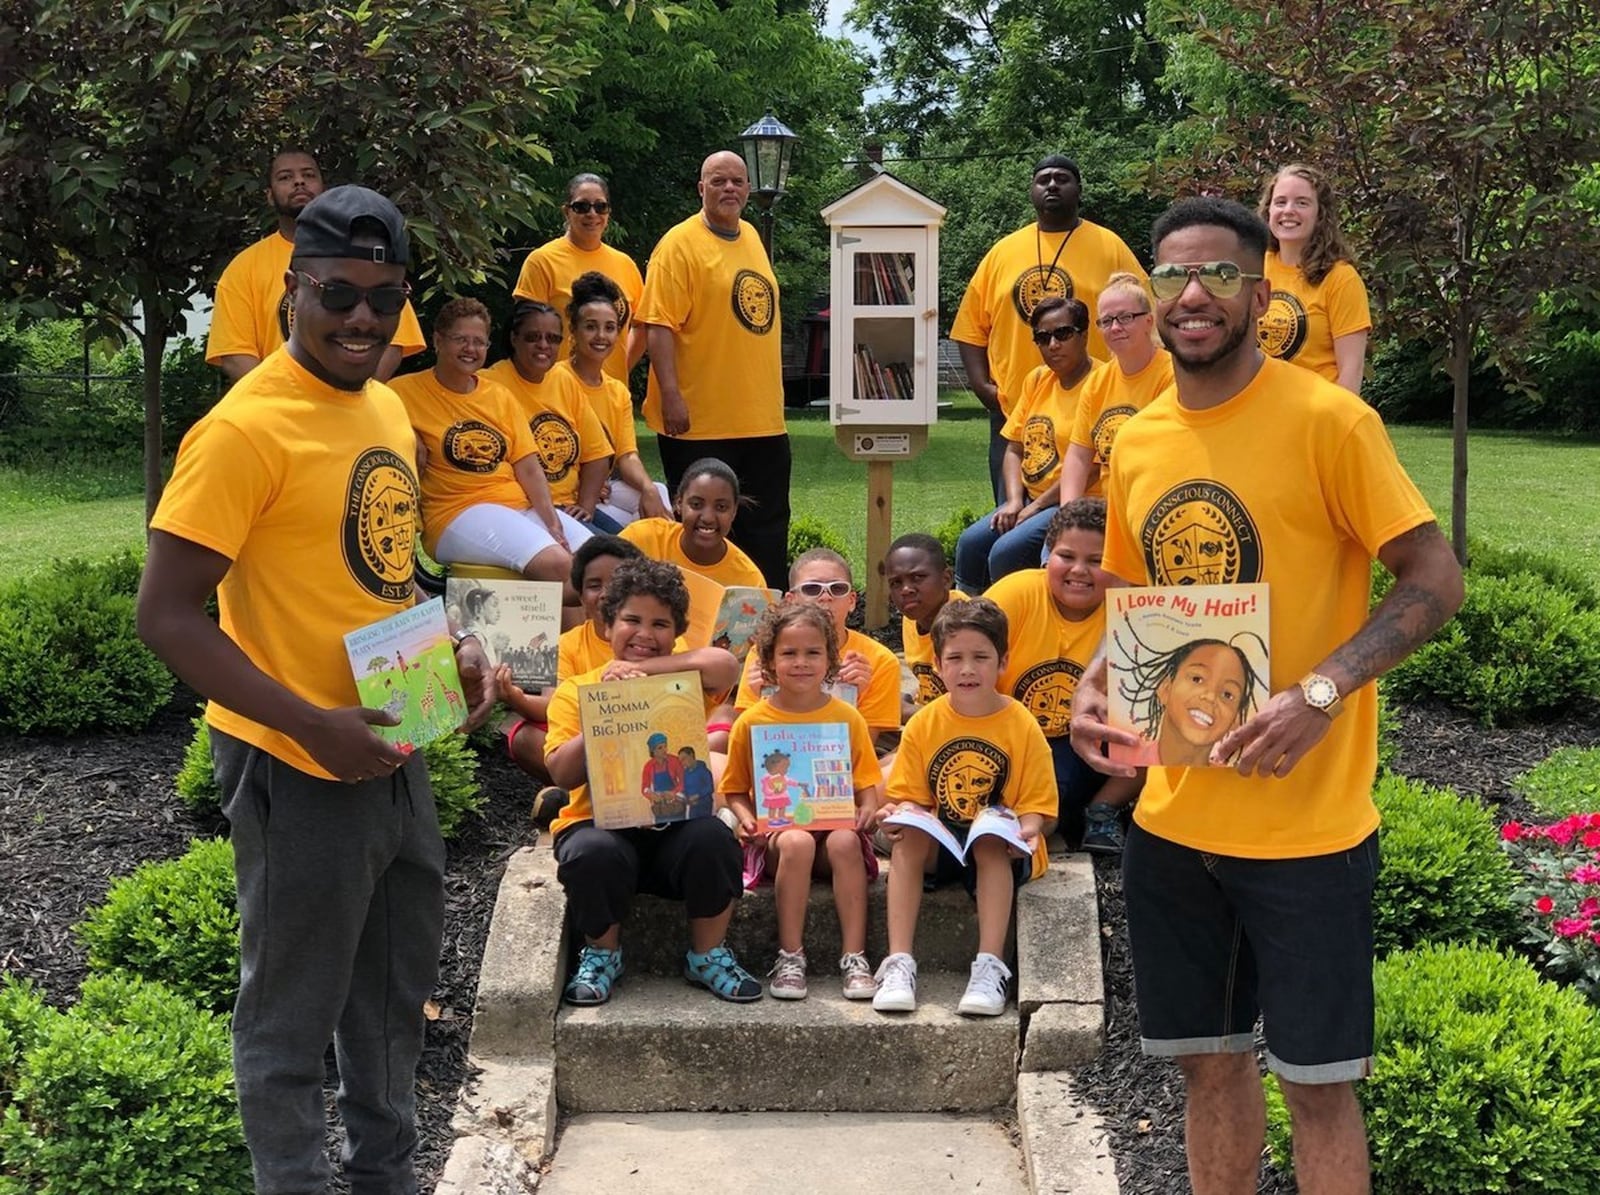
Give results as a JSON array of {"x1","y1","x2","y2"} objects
[
  {"x1": 344, "y1": 597, "x2": 465, "y2": 751},
  {"x1": 749, "y1": 722, "x2": 858, "y2": 834},
  {"x1": 1105, "y1": 582, "x2": 1270, "y2": 768},
  {"x1": 578, "y1": 671, "x2": 713, "y2": 830},
  {"x1": 881, "y1": 805, "x2": 1034, "y2": 863},
  {"x1": 445, "y1": 577, "x2": 562, "y2": 691}
]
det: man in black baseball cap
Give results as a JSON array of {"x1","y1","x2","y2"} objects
[{"x1": 141, "y1": 183, "x2": 495, "y2": 1193}]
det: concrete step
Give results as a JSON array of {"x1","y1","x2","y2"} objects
[
  {"x1": 612, "y1": 858, "x2": 1002, "y2": 977},
  {"x1": 540, "y1": 1111, "x2": 1029, "y2": 1194},
  {"x1": 555, "y1": 972, "x2": 1019, "y2": 1113}
]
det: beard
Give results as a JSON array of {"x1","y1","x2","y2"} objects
[
  {"x1": 275, "y1": 194, "x2": 313, "y2": 222},
  {"x1": 1159, "y1": 315, "x2": 1253, "y2": 372}
]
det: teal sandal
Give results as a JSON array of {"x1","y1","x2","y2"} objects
[
  {"x1": 565, "y1": 944, "x2": 623, "y2": 1005},
  {"x1": 684, "y1": 944, "x2": 763, "y2": 1003}
]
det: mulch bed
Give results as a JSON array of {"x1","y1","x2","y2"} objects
[{"x1": 3, "y1": 683, "x2": 1596, "y2": 1193}]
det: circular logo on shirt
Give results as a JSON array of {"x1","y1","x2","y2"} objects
[
  {"x1": 343, "y1": 448, "x2": 418, "y2": 602},
  {"x1": 1021, "y1": 415, "x2": 1058, "y2": 486},
  {"x1": 731, "y1": 269, "x2": 776, "y2": 335},
  {"x1": 529, "y1": 412, "x2": 579, "y2": 481},
  {"x1": 927, "y1": 737, "x2": 1010, "y2": 824},
  {"x1": 1091, "y1": 404, "x2": 1138, "y2": 468},
  {"x1": 911, "y1": 661, "x2": 947, "y2": 707},
  {"x1": 1257, "y1": 290, "x2": 1308, "y2": 360},
  {"x1": 1013, "y1": 659, "x2": 1082, "y2": 737},
  {"x1": 1140, "y1": 480, "x2": 1263, "y2": 586},
  {"x1": 442, "y1": 420, "x2": 508, "y2": 473},
  {"x1": 277, "y1": 289, "x2": 294, "y2": 343},
  {"x1": 615, "y1": 293, "x2": 633, "y2": 332},
  {"x1": 1010, "y1": 265, "x2": 1073, "y2": 322}
]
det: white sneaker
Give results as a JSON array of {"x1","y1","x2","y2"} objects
[
  {"x1": 872, "y1": 952, "x2": 918, "y2": 1012},
  {"x1": 958, "y1": 952, "x2": 1011, "y2": 1016},
  {"x1": 768, "y1": 948, "x2": 808, "y2": 999}
]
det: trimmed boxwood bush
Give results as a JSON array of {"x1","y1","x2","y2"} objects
[
  {"x1": 1513, "y1": 746, "x2": 1600, "y2": 819},
  {"x1": 786, "y1": 514, "x2": 851, "y2": 572},
  {"x1": 1372, "y1": 774, "x2": 1517, "y2": 956},
  {"x1": 175, "y1": 716, "x2": 220, "y2": 813},
  {"x1": 76, "y1": 838, "x2": 240, "y2": 1014},
  {"x1": 934, "y1": 504, "x2": 982, "y2": 568},
  {"x1": 0, "y1": 551, "x2": 173, "y2": 734},
  {"x1": 0, "y1": 973, "x2": 251, "y2": 1195},
  {"x1": 1375, "y1": 684, "x2": 1400, "y2": 773},
  {"x1": 1384, "y1": 570, "x2": 1600, "y2": 726},
  {"x1": 1265, "y1": 944, "x2": 1600, "y2": 1193}
]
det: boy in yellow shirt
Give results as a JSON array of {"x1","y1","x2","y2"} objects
[{"x1": 885, "y1": 533, "x2": 968, "y2": 718}]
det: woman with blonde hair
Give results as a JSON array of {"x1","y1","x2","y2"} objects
[
  {"x1": 1256, "y1": 163, "x2": 1371, "y2": 394},
  {"x1": 1059, "y1": 271, "x2": 1174, "y2": 503}
]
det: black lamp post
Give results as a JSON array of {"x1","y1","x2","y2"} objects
[{"x1": 739, "y1": 112, "x2": 798, "y2": 258}]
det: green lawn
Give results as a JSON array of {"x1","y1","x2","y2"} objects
[{"x1": 5, "y1": 404, "x2": 1598, "y2": 588}]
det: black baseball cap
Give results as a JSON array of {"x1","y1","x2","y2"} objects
[
  {"x1": 292, "y1": 185, "x2": 410, "y2": 267},
  {"x1": 1033, "y1": 154, "x2": 1081, "y2": 183}
]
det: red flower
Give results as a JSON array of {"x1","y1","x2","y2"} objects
[
  {"x1": 1582, "y1": 830, "x2": 1600, "y2": 849},
  {"x1": 1535, "y1": 895, "x2": 1556, "y2": 914},
  {"x1": 1574, "y1": 865, "x2": 1600, "y2": 885},
  {"x1": 1554, "y1": 917, "x2": 1593, "y2": 938},
  {"x1": 1548, "y1": 821, "x2": 1577, "y2": 846},
  {"x1": 1501, "y1": 821, "x2": 1524, "y2": 842},
  {"x1": 1581, "y1": 896, "x2": 1600, "y2": 918}
]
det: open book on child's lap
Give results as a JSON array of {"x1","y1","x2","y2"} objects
[
  {"x1": 750, "y1": 722, "x2": 857, "y2": 833},
  {"x1": 578, "y1": 671, "x2": 714, "y2": 829},
  {"x1": 344, "y1": 597, "x2": 464, "y2": 752},
  {"x1": 677, "y1": 569, "x2": 780, "y2": 660},
  {"x1": 882, "y1": 805, "x2": 1032, "y2": 863},
  {"x1": 444, "y1": 577, "x2": 562, "y2": 692},
  {"x1": 1105, "y1": 582, "x2": 1270, "y2": 768}
]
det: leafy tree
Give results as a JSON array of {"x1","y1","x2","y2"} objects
[
  {"x1": 1160, "y1": 0, "x2": 1600, "y2": 562},
  {"x1": 0, "y1": 0, "x2": 607, "y2": 518}
]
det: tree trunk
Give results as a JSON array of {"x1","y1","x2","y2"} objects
[
  {"x1": 1448, "y1": 316, "x2": 1471, "y2": 567},
  {"x1": 141, "y1": 307, "x2": 168, "y2": 525}
]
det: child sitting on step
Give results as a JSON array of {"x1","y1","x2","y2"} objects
[
  {"x1": 872, "y1": 598, "x2": 1057, "y2": 1017},
  {"x1": 720, "y1": 601, "x2": 884, "y2": 1001},
  {"x1": 885, "y1": 532, "x2": 968, "y2": 717}
]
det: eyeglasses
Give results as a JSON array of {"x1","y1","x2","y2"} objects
[
  {"x1": 1095, "y1": 311, "x2": 1149, "y2": 329},
  {"x1": 793, "y1": 580, "x2": 853, "y2": 599},
  {"x1": 518, "y1": 331, "x2": 564, "y2": 345},
  {"x1": 567, "y1": 200, "x2": 610, "y2": 215},
  {"x1": 294, "y1": 271, "x2": 410, "y2": 315},
  {"x1": 442, "y1": 333, "x2": 489, "y2": 350},
  {"x1": 1031, "y1": 325, "x2": 1084, "y2": 345},
  {"x1": 1148, "y1": 261, "x2": 1265, "y2": 301}
]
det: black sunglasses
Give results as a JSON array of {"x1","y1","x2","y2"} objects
[
  {"x1": 294, "y1": 271, "x2": 410, "y2": 316},
  {"x1": 1031, "y1": 325, "x2": 1084, "y2": 345},
  {"x1": 567, "y1": 200, "x2": 611, "y2": 215}
]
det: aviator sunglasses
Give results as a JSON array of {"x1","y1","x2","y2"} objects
[
  {"x1": 294, "y1": 271, "x2": 410, "y2": 315},
  {"x1": 567, "y1": 200, "x2": 611, "y2": 215},
  {"x1": 1147, "y1": 261, "x2": 1264, "y2": 301}
]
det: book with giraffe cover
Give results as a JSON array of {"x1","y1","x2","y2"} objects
[
  {"x1": 344, "y1": 597, "x2": 465, "y2": 752},
  {"x1": 578, "y1": 671, "x2": 714, "y2": 830}
]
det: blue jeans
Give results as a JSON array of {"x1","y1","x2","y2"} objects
[{"x1": 954, "y1": 503, "x2": 1060, "y2": 594}]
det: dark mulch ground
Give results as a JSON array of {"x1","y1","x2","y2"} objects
[{"x1": 5, "y1": 685, "x2": 1597, "y2": 1193}]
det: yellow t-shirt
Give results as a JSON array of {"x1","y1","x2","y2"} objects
[
  {"x1": 387, "y1": 369, "x2": 538, "y2": 557},
  {"x1": 1257, "y1": 255, "x2": 1371, "y2": 384},
  {"x1": 150, "y1": 348, "x2": 420, "y2": 779},
  {"x1": 1068, "y1": 348, "x2": 1175, "y2": 496},
  {"x1": 949, "y1": 220, "x2": 1145, "y2": 414},
  {"x1": 553, "y1": 360, "x2": 638, "y2": 459},
  {"x1": 733, "y1": 628, "x2": 903, "y2": 734},
  {"x1": 718, "y1": 696, "x2": 883, "y2": 805},
  {"x1": 985, "y1": 568, "x2": 1104, "y2": 740},
  {"x1": 637, "y1": 214, "x2": 784, "y2": 439},
  {"x1": 205, "y1": 231, "x2": 425, "y2": 364},
  {"x1": 512, "y1": 237, "x2": 644, "y2": 383},
  {"x1": 483, "y1": 360, "x2": 611, "y2": 505},
  {"x1": 1103, "y1": 356, "x2": 1435, "y2": 859},
  {"x1": 903, "y1": 591, "x2": 970, "y2": 709},
  {"x1": 888, "y1": 695, "x2": 1057, "y2": 879},
  {"x1": 1000, "y1": 364, "x2": 1100, "y2": 500},
  {"x1": 618, "y1": 517, "x2": 766, "y2": 590},
  {"x1": 557, "y1": 621, "x2": 688, "y2": 680}
]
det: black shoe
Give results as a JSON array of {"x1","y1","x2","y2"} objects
[
  {"x1": 532, "y1": 785, "x2": 569, "y2": 828},
  {"x1": 1080, "y1": 803, "x2": 1125, "y2": 856}
]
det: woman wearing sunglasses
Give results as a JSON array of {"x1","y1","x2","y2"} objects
[
  {"x1": 1059, "y1": 272, "x2": 1174, "y2": 504},
  {"x1": 512, "y1": 172, "x2": 645, "y2": 382},
  {"x1": 1256, "y1": 163, "x2": 1370, "y2": 394},
  {"x1": 388, "y1": 298, "x2": 587, "y2": 608},
  {"x1": 954, "y1": 297, "x2": 1097, "y2": 595}
]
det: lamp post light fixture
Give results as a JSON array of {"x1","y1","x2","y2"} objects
[{"x1": 739, "y1": 112, "x2": 798, "y2": 258}]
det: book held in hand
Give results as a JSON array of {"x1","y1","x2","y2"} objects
[
  {"x1": 344, "y1": 597, "x2": 465, "y2": 751},
  {"x1": 1104, "y1": 583, "x2": 1270, "y2": 768},
  {"x1": 710, "y1": 586, "x2": 781, "y2": 661},
  {"x1": 578, "y1": 671, "x2": 713, "y2": 830},
  {"x1": 445, "y1": 577, "x2": 562, "y2": 691},
  {"x1": 750, "y1": 722, "x2": 858, "y2": 834},
  {"x1": 881, "y1": 804, "x2": 1033, "y2": 863}
]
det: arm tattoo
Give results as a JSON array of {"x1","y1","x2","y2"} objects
[{"x1": 1325, "y1": 524, "x2": 1460, "y2": 689}]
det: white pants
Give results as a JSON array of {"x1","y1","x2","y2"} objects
[
  {"x1": 596, "y1": 479, "x2": 672, "y2": 529},
  {"x1": 434, "y1": 503, "x2": 592, "y2": 573}
]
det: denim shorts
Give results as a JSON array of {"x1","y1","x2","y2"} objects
[{"x1": 1122, "y1": 820, "x2": 1379, "y2": 1084}]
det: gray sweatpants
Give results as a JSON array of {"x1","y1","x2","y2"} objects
[{"x1": 213, "y1": 730, "x2": 446, "y2": 1195}]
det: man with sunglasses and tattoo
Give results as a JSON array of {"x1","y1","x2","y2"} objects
[
  {"x1": 140, "y1": 186, "x2": 496, "y2": 1195},
  {"x1": 1069, "y1": 197, "x2": 1463, "y2": 1195},
  {"x1": 206, "y1": 148, "x2": 426, "y2": 385},
  {"x1": 951, "y1": 154, "x2": 1145, "y2": 501}
]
